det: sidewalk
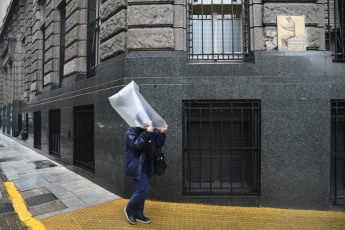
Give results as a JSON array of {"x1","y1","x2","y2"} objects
[{"x1": 1, "y1": 133, "x2": 345, "y2": 229}]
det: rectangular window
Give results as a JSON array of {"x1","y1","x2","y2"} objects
[
  {"x1": 331, "y1": 100, "x2": 345, "y2": 205},
  {"x1": 74, "y1": 105, "x2": 95, "y2": 173},
  {"x1": 34, "y1": 111, "x2": 41, "y2": 149},
  {"x1": 187, "y1": 0, "x2": 251, "y2": 60},
  {"x1": 183, "y1": 100, "x2": 260, "y2": 195},
  {"x1": 59, "y1": 3, "x2": 66, "y2": 84},
  {"x1": 87, "y1": 0, "x2": 100, "y2": 78},
  {"x1": 41, "y1": 28, "x2": 45, "y2": 88},
  {"x1": 49, "y1": 109, "x2": 60, "y2": 158},
  {"x1": 325, "y1": 0, "x2": 345, "y2": 61}
]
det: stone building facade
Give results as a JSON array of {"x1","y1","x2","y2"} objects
[{"x1": 0, "y1": 0, "x2": 344, "y2": 211}]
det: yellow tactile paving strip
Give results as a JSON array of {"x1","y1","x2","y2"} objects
[
  {"x1": 4, "y1": 182, "x2": 46, "y2": 230},
  {"x1": 41, "y1": 198, "x2": 345, "y2": 230}
]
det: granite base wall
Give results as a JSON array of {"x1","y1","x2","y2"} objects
[{"x1": 2, "y1": 51, "x2": 345, "y2": 211}]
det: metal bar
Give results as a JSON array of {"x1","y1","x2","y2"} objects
[
  {"x1": 230, "y1": 102, "x2": 233, "y2": 193},
  {"x1": 335, "y1": 0, "x2": 338, "y2": 60},
  {"x1": 199, "y1": 107, "x2": 202, "y2": 189},
  {"x1": 334, "y1": 103, "x2": 338, "y2": 203},
  {"x1": 222, "y1": 0, "x2": 224, "y2": 58},
  {"x1": 220, "y1": 108, "x2": 223, "y2": 189},
  {"x1": 241, "y1": 108, "x2": 244, "y2": 189},
  {"x1": 231, "y1": 0, "x2": 234, "y2": 56},
  {"x1": 209, "y1": 103, "x2": 212, "y2": 192},
  {"x1": 201, "y1": 0, "x2": 204, "y2": 58},
  {"x1": 340, "y1": 0, "x2": 345, "y2": 59}
]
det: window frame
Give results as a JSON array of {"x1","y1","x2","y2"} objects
[
  {"x1": 182, "y1": 100, "x2": 261, "y2": 196},
  {"x1": 187, "y1": 0, "x2": 251, "y2": 61},
  {"x1": 331, "y1": 100, "x2": 345, "y2": 205},
  {"x1": 87, "y1": 0, "x2": 100, "y2": 78},
  {"x1": 58, "y1": 2, "x2": 66, "y2": 85},
  {"x1": 325, "y1": 0, "x2": 345, "y2": 62}
]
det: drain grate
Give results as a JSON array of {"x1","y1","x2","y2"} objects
[
  {"x1": 13, "y1": 176, "x2": 49, "y2": 191},
  {"x1": 0, "y1": 203, "x2": 15, "y2": 214},
  {"x1": 0, "y1": 157, "x2": 16, "y2": 162},
  {"x1": 25, "y1": 193, "x2": 58, "y2": 207},
  {"x1": 27, "y1": 160, "x2": 57, "y2": 169}
]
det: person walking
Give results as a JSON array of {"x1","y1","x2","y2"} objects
[{"x1": 124, "y1": 120, "x2": 168, "y2": 225}]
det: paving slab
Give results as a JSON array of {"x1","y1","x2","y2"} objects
[{"x1": 2, "y1": 133, "x2": 345, "y2": 229}]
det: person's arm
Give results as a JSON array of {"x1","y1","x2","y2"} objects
[
  {"x1": 156, "y1": 122, "x2": 168, "y2": 148},
  {"x1": 126, "y1": 129, "x2": 150, "y2": 152}
]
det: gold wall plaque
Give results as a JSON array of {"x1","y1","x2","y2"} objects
[{"x1": 277, "y1": 16, "x2": 306, "y2": 51}]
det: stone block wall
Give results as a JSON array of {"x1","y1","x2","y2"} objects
[
  {"x1": 24, "y1": 0, "x2": 34, "y2": 99},
  {"x1": 0, "y1": 0, "x2": 26, "y2": 104},
  {"x1": 262, "y1": 0, "x2": 325, "y2": 51},
  {"x1": 250, "y1": 0, "x2": 264, "y2": 51},
  {"x1": 100, "y1": 0, "x2": 127, "y2": 61},
  {"x1": 42, "y1": 0, "x2": 60, "y2": 86},
  {"x1": 63, "y1": 0, "x2": 88, "y2": 77},
  {"x1": 127, "y1": 0, "x2": 175, "y2": 50},
  {"x1": 99, "y1": 0, "x2": 185, "y2": 61}
]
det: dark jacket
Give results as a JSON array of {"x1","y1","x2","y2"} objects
[{"x1": 125, "y1": 127, "x2": 166, "y2": 180}]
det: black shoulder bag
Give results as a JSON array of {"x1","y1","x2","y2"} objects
[{"x1": 155, "y1": 148, "x2": 167, "y2": 176}]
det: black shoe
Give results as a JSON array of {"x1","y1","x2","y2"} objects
[
  {"x1": 136, "y1": 215, "x2": 151, "y2": 224},
  {"x1": 124, "y1": 207, "x2": 136, "y2": 225}
]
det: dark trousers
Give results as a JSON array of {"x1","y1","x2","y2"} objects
[{"x1": 126, "y1": 171, "x2": 150, "y2": 217}]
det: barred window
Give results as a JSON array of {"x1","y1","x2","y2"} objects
[
  {"x1": 325, "y1": 0, "x2": 345, "y2": 61},
  {"x1": 187, "y1": 0, "x2": 251, "y2": 60},
  {"x1": 331, "y1": 100, "x2": 345, "y2": 205},
  {"x1": 34, "y1": 111, "x2": 41, "y2": 150},
  {"x1": 183, "y1": 100, "x2": 260, "y2": 195},
  {"x1": 87, "y1": 0, "x2": 100, "y2": 78},
  {"x1": 41, "y1": 27, "x2": 45, "y2": 88},
  {"x1": 59, "y1": 3, "x2": 66, "y2": 84}
]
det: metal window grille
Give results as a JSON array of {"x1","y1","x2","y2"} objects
[
  {"x1": 87, "y1": 0, "x2": 100, "y2": 78},
  {"x1": 26, "y1": 113, "x2": 28, "y2": 130},
  {"x1": 74, "y1": 105, "x2": 95, "y2": 173},
  {"x1": 18, "y1": 114, "x2": 22, "y2": 131},
  {"x1": 331, "y1": 100, "x2": 345, "y2": 205},
  {"x1": 325, "y1": 0, "x2": 345, "y2": 62},
  {"x1": 34, "y1": 111, "x2": 41, "y2": 150},
  {"x1": 187, "y1": 0, "x2": 251, "y2": 60},
  {"x1": 183, "y1": 100, "x2": 260, "y2": 195},
  {"x1": 49, "y1": 109, "x2": 60, "y2": 158},
  {"x1": 59, "y1": 4, "x2": 66, "y2": 84}
]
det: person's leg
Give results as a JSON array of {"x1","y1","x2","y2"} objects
[
  {"x1": 126, "y1": 172, "x2": 150, "y2": 216},
  {"x1": 135, "y1": 172, "x2": 150, "y2": 217}
]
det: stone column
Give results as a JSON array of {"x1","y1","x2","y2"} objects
[
  {"x1": 250, "y1": 0, "x2": 264, "y2": 51},
  {"x1": 263, "y1": 0, "x2": 325, "y2": 51}
]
